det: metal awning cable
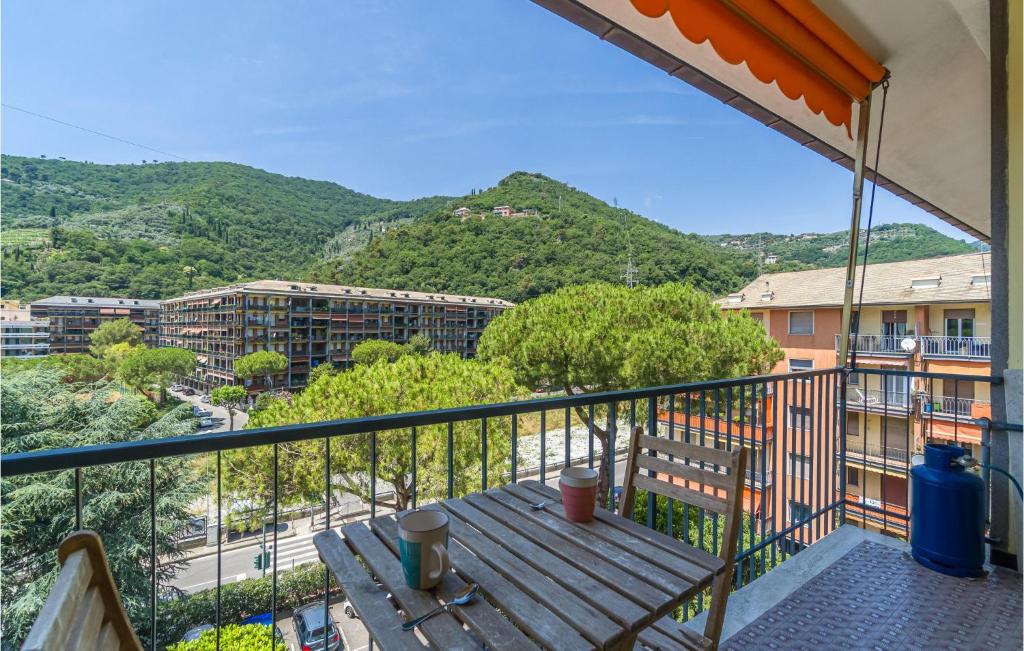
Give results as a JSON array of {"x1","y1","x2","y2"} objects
[{"x1": 850, "y1": 78, "x2": 890, "y2": 372}]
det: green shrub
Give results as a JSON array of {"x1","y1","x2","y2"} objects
[
  {"x1": 166, "y1": 623, "x2": 286, "y2": 651},
  {"x1": 157, "y1": 562, "x2": 339, "y2": 646}
]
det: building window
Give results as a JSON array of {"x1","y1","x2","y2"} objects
[
  {"x1": 788, "y1": 406, "x2": 813, "y2": 430},
  {"x1": 749, "y1": 312, "x2": 764, "y2": 323},
  {"x1": 788, "y1": 358, "x2": 813, "y2": 373},
  {"x1": 789, "y1": 500, "x2": 811, "y2": 524},
  {"x1": 847, "y1": 413, "x2": 860, "y2": 437},
  {"x1": 847, "y1": 467, "x2": 860, "y2": 487},
  {"x1": 788, "y1": 311, "x2": 814, "y2": 335},
  {"x1": 848, "y1": 371, "x2": 860, "y2": 385},
  {"x1": 788, "y1": 453, "x2": 812, "y2": 479}
]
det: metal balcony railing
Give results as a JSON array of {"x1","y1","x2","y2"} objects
[
  {"x1": 845, "y1": 387, "x2": 912, "y2": 409},
  {"x1": 835, "y1": 334, "x2": 914, "y2": 356},
  {"x1": 919, "y1": 335, "x2": 991, "y2": 359},
  {"x1": 929, "y1": 396, "x2": 991, "y2": 417},
  {"x1": 0, "y1": 367, "x2": 1003, "y2": 648}
]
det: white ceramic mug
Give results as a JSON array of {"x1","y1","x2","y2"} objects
[{"x1": 398, "y1": 510, "x2": 450, "y2": 590}]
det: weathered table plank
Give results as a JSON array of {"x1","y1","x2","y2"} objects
[
  {"x1": 371, "y1": 516, "x2": 537, "y2": 651},
  {"x1": 427, "y1": 504, "x2": 624, "y2": 649},
  {"x1": 466, "y1": 491, "x2": 676, "y2": 617},
  {"x1": 341, "y1": 523, "x2": 477, "y2": 650},
  {"x1": 511, "y1": 482, "x2": 718, "y2": 587},
  {"x1": 442, "y1": 497, "x2": 651, "y2": 630},
  {"x1": 312, "y1": 530, "x2": 423, "y2": 651},
  {"x1": 521, "y1": 481, "x2": 724, "y2": 575},
  {"x1": 496, "y1": 484, "x2": 697, "y2": 594}
]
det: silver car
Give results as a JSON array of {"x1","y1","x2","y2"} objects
[{"x1": 292, "y1": 602, "x2": 343, "y2": 651}]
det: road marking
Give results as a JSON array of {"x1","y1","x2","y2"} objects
[{"x1": 181, "y1": 573, "x2": 247, "y2": 592}]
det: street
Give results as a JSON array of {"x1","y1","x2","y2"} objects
[{"x1": 168, "y1": 387, "x2": 248, "y2": 433}]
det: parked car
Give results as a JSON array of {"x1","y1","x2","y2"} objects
[
  {"x1": 181, "y1": 624, "x2": 214, "y2": 642},
  {"x1": 200, "y1": 394, "x2": 211, "y2": 403},
  {"x1": 292, "y1": 602, "x2": 343, "y2": 651},
  {"x1": 198, "y1": 417, "x2": 214, "y2": 428},
  {"x1": 183, "y1": 388, "x2": 196, "y2": 396},
  {"x1": 239, "y1": 613, "x2": 285, "y2": 643},
  {"x1": 342, "y1": 599, "x2": 355, "y2": 619},
  {"x1": 193, "y1": 406, "x2": 212, "y2": 417}
]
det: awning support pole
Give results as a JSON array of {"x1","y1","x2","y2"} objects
[{"x1": 838, "y1": 95, "x2": 873, "y2": 368}]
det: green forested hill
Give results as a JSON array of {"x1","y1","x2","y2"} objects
[
  {"x1": 0, "y1": 156, "x2": 450, "y2": 300},
  {"x1": 700, "y1": 223, "x2": 975, "y2": 271},
  {"x1": 314, "y1": 172, "x2": 759, "y2": 302}
]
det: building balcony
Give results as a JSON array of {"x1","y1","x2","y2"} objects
[
  {"x1": 923, "y1": 396, "x2": 993, "y2": 420},
  {"x1": 844, "y1": 387, "x2": 912, "y2": 413},
  {"x1": 919, "y1": 335, "x2": 991, "y2": 360},
  {"x1": 835, "y1": 334, "x2": 914, "y2": 357},
  {"x1": 0, "y1": 367, "x2": 1017, "y2": 650}
]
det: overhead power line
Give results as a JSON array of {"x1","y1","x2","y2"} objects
[{"x1": 2, "y1": 103, "x2": 188, "y2": 161}]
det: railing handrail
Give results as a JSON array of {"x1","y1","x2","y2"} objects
[
  {"x1": 918, "y1": 334, "x2": 991, "y2": 342},
  {"x1": 1, "y1": 368, "x2": 832, "y2": 477}
]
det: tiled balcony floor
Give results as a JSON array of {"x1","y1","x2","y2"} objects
[{"x1": 677, "y1": 526, "x2": 1022, "y2": 650}]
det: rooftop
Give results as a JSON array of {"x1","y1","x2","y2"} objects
[
  {"x1": 720, "y1": 252, "x2": 992, "y2": 310},
  {"x1": 163, "y1": 280, "x2": 516, "y2": 308},
  {"x1": 31, "y1": 296, "x2": 161, "y2": 309}
]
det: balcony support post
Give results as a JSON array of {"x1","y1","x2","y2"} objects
[{"x1": 838, "y1": 93, "x2": 873, "y2": 366}]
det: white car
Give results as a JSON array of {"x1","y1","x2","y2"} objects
[
  {"x1": 200, "y1": 394, "x2": 211, "y2": 403},
  {"x1": 198, "y1": 417, "x2": 214, "y2": 428}
]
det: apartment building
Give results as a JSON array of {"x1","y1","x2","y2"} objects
[
  {"x1": 0, "y1": 301, "x2": 50, "y2": 359},
  {"x1": 723, "y1": 252, "x2": 991, "y2": 538},
  {"x1": 159, "y1": 280, "x2": 513, "y2": 393},
  {"x1": 30, "y1": 296, "x2": 161, "y2": 354}
]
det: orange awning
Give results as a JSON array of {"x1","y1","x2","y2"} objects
[{"x1": 630, "y1": 0, "x2": 885, "y2": 135}]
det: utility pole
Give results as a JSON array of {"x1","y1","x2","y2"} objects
[{"x1": 616, "y1": 198, "x2": 639, "y2": 288}]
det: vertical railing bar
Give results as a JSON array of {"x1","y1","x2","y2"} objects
[
  {"x1": 511, "y1": 417, "x2": 519, "y2": 484},
  {"x1": 882, "y1": 385, "x2": 889, "y2": 533},
  {"x1": 324, "y1": 435, "x2": 331, "y2": 651},
  {"x1": 839, "y1": 370, "x2": 847, "y2": 528},
  {"x1": 770, "y1": 380, "x2": 779, "y2": 568},
  {"x1": 953, "y1": 380, "x2": 960, "y2": 443},
  {"x1": 540, "y1": 410, "x2": 547, "y2": 483},
  {"x1": 607, "y1": 402, "x2": 617, "y2": 511},
  {"x1": 813, "y1": 375, "x2": 821, "y2": 540},
  {"x1": 729, "y1": 386, "x2": 738, "y2": 584},
  {"x1": 646, "y1": 398, "x2": 657, "y2": 531},
  {"x1": 149, "y1": 458, "x2": 156, "y2": 651},
  {"x1": 74, "y1": 467, "x2": 82, "y2": 531},
  {"x1": 411, "y1": 427, "x2": 418, "y2": 509},
  {"x1": 587, "y1": 405, "x2": 595, "y2": 470},
  {"x1": 684, "y1": 393, "x2": 692, "y2": 545},
  {"x1": 481, "y1": 418, "x2": 488, "y2": 491},
  {"x1": 447, "y1": 422, "x2": 455, "y2": 498},
  {"x1": 271, "y1": 443, "x2": 279, "y2": 643},
  {"x1": 825, "y1": 372, "x2": 833, "y2": 534},
  {"x1": 861, "y1": 376, "x2": 868, "y2": 530},
  {"x1": 370, "y1": 432, "x2": 377, "y2": 520},
  {"x1": 216, "y1": 451, "x2": 222, "y2": 650},
  {"x1": 783, "y1": 379, "x2": 792, "y2": 561},
  {"x1": 564, "y1": 406, "x2": 571, "y2": 470},
  {"x1": 800, "y1": 377, "x2": 807, "y2": 550},
  {"x1": 698, "y1": 390, "x2": 706, "y2": 612},
  {"x1": 758, "y1": 382, "x2": 768, "y2": 576},
  {"x1": 667, "y1": 394, "x2": 676, "y2": 539},
  {"x1": 746, "y1": 384, "x2": 757, "y2": 584}
]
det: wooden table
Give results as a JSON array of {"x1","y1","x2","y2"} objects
[{"x1": 314, "y1": 480, "x2": 723, "y2": 650}]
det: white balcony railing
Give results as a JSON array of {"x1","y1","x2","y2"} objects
[
  {"x1": 845, "y1": 387, "x2": 911, "y2": 409},
  {"x1": 919, "y1": 336, "x2": 991, "y2": 359},
  {"x1": 835, "y1": 334, "x2": 914, "y2": 356},
  {"x1": 923, "y1": 396, "x2": 991, "y2": 418}
]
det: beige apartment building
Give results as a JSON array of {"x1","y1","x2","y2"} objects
[
  {"x1": 0, "y1": 300, "x2": 50, "y2": 359},
  {"x1": 724, "y1": 252, "x2": 992, "y2": 537},
  {"x1": 159, "y1": 280, "x2": 513, "y2": 393},
  {"x1": 29, "y1": 296, "x2": 161, "y2": 354}
]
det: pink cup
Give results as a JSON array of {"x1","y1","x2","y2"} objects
[{"x1": 559, "y1": 467, "x2": 599, "y2": 522}]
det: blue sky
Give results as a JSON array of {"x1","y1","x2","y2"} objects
[{"x1": 2, "y1": 0, "x2": 968, "y2": 239}]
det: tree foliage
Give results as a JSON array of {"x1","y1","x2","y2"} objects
[
  {"x1": 234, "y1": 351, "x2": 288, "y2": 389},
  {"x1": 119, "y1": 347, "x2": 196, "y2": 402},
  {"x1": 166, "y1": 624, "x2": 286, "y2": 651},
  {"x1": 0, "y1": 367, "x2": 203, "y2": 647},
  {"x1": 89, "y1": 317, "x2": 143, "y2": 357},
  {"x1": 478, "y1": 282, "x2": 782, "y2": 502},
  {"x1": 351, "y1": 339, "x2": 409, "y2": 365},
  {"x1": 319, "y1": 172, "x2": 760, "y2": 302},
  {"x1": 1, "y1": 155, "x2": 449, "y2": 300},
  {"x1": 211, "y1": 385, "x2": 247, "y2": 431},
  {"x1": 244, "y1": 353, "x2": 524, "y2": 514}
]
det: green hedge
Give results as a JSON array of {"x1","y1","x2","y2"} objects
[
  {"x1": 157, "y1": 563, "x2": 339, "y2": 647},
  {"x1": 166, "y1": 623, "x2": 287, "y2": 651}
]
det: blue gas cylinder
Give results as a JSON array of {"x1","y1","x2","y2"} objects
[{"x1": 910, "y1": 444, "x2": 985, "y2": 577}]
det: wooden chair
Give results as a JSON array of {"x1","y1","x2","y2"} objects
[
  {"x1": 22, "y1": 531, "x2": 142, "y2": 651},
  {"x1": 619, "y1": 426, "x2": 748, "y2": 651}
]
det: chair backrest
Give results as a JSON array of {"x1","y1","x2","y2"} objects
[
  {"x1": 618, "y1": 426, "x2": 748, "y2": 649},
  {"x1": 22, "y1": 531, "x2": 143, "y2": 651}
]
